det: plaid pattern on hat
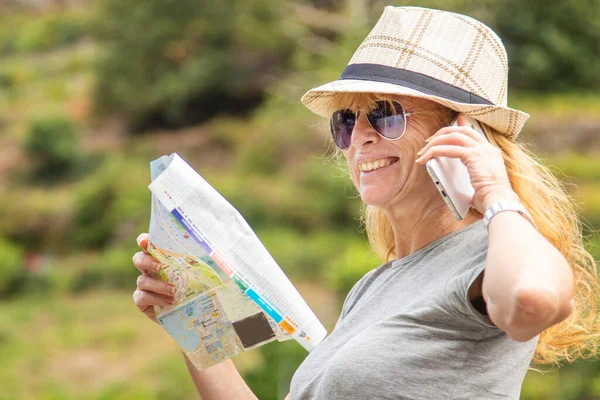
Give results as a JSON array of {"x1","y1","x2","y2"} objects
[{"x1": 301, "y1": 6, "x2": 529, "y2": 139}]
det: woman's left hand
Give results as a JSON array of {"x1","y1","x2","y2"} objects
[{"x1": 414, "y1": 115, "x2": 518, "y2": 214}]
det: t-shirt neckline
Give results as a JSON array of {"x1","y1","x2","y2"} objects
[{"x1": 390, "y1": 219, "x2": 485, "y2": 268}]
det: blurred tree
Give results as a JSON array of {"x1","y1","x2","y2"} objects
[
  {"x1": 92, "y1": 0, "x2": 297, "y2": 131},
  {"x1": 494, "y1": 0, "x2": 600, "y2": 92}
]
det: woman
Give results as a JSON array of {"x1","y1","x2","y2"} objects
[{"x1": 132, "y1": 6, "x2": 599, "y2": 399}]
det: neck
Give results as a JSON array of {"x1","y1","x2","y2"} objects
[{"x1": 382, "y1": 189, "x2": 482, "y2": 260}]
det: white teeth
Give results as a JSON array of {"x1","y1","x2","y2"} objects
[{"x1": 359, "y1": 158, "x2": 393, "y2": 172}]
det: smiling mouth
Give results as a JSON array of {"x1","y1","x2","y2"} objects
[{"x1": 358, "y1": 157, "x2": 399, "y2": 173}]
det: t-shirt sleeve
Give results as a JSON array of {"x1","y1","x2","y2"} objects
[
  {"x1": 445, "y1": 235, "x2": 498, "y2": 329},
  {"x1": 335, "y1": 273, "x2": 370, "y2": 327},
  {"x1": 335, "y1": 265, "x2": 385, "y2": 327}
]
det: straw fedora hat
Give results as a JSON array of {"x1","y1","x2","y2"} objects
[{"x1": 301, "y1": 6, "x2": 529, "y2": 139}]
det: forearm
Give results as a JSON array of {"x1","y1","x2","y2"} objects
[
  {"x1": 183, "y1": 353, "x2": 258, "y2": 400},
  {"x1": 483, "y1": 209, "x2": 574, "y2": 341}
]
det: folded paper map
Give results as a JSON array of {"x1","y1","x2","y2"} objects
[{"x1": 147, "y1": 153, "x2": 327, "y2": 370}]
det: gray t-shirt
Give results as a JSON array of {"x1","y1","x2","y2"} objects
[{"x1": 290, "y1": 220, "x2": 538, "y2": 399}]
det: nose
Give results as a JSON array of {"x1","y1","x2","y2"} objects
[{"x1": 349, "y1": 112, "x2": 381, "y2": 149}]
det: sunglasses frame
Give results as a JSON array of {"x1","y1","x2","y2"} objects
[{"x1": 329, "y1": 100, "x2": 417, "y2": 150}]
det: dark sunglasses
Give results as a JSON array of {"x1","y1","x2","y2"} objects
[{"x1": 330, "y1": 100, "x2": 416, "y2": 150}]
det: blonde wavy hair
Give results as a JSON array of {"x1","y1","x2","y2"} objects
[{"x1": 323, "y1": 92, "x2": 600, "y2": 366}]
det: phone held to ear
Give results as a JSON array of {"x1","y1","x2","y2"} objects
[{"x1": 425, "y1": 115, "x2": 489, "y2": 220}]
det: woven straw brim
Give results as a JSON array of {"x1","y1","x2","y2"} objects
[{"x1": 301, "y1": 79, "x2": 529, "y2": 139}]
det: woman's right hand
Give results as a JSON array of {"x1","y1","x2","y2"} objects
[
  {"x1": 134, "y1": 234, "x2": 259, "y2": 400},
  {"x1": 132, "y1": 233, "x2": 176, "y2": 324}
]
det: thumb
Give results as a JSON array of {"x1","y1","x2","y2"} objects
[{"x1": 137, "y1": 233, "x2": 149, "y2": 251}]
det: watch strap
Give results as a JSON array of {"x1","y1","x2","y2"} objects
[{"x1": 483, "y1": 200, "x2": 537, "y2": 230}]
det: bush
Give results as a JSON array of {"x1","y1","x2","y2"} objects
[{"x1": 23, "y1": 115, "x2": 80, "y2": 182}]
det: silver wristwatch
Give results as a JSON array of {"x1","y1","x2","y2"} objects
[{"x1": 483, "y1": 200, "x2": 537, "y2": 230}]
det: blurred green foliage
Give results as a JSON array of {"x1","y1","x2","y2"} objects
[
  {"x1": 324, "y1": 237, "x2": 380, "y2": 296},
  {"x1": 495, "y1": 0, "x2": 600, "y2": 92},
  {"x1": 23, "y1": 115, "x2": 81, "y2": 182},
  {"x1": 0, "y1": 10, "x2": 88, "y2": 55},
  {"x1": 0, "y1": 186, "x2": 72, "y2": 251},
  {"x1": 547, "y1": 153, "x2": 600, "y2": 182},
  {"x1": 0, "y1": 292, "x2": 201, "y2": 400},
  {"x1": 0, "y1": 239, "x2": 24, "y2": 297},
  {"x1": 92, "y1": 0, "x2": 296, "y2": 130},
  {"x1": 0, "y1": 0, "x2": 599, "y2": 399},
  {"x1": 245, "y1": 340, "x2": 309, "y2": 400},
  {"x1": 69, "y1": 244, "x2": 141, "y2": 293},
  {"x1": 257, "y1": 227, "x2": 360, "y2": 281},
  {"x1": 89, "y1": 0, "x2": 600, "y2": 132},
  {"x1": 70, "y1": 157, "x2": 150, "y2": 250}
]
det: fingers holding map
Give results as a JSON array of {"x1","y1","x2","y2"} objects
[{"x1": 147, "y1": 154, "x2": 327, "y2": 371}]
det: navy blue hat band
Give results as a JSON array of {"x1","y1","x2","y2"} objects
[{"x1": 340, "y1": 63, "x2": 493, "y2": 106}]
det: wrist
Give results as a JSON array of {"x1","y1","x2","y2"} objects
[
  {"x1": 482, "y1": 189, "x2": 519, "y2": 211},
  {"x1": 484, "y1": 199, "x2": 537, "y2": 231}
]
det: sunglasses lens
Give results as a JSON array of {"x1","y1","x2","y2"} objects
[
  {"x1": 329, "y1": 101, "x2": 407, "y2": 149},
  {"x1": 368, "y1": 101, "x2": 407, "y2": 140},
  {"x1": 330, "y1": 109, "x2": 355, "y2": 150}
]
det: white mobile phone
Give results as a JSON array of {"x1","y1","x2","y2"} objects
[{"x1": 425, "y1": 115, "x2": 488, "y2": 220}]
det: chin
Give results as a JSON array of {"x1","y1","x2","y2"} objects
[{"x1": 359, "y1": 188, "x2": 397, "y2": 207}]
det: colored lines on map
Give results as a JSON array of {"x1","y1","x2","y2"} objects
[
  {"x1": 245, "y1": 288, "x2": 282, "y2": 323},
  {"x1": 210, "y1": 251, "x2": 233, "y2": 276},
  {"x1": 169, "y1": 207, "x2": 299, "y2": 337},
  {"x1": 230, "y1": 272, "x2": 299, "y2": 336},
  {"x1": 171, "y1": 208, "x2": 213, "y2": 254}
]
